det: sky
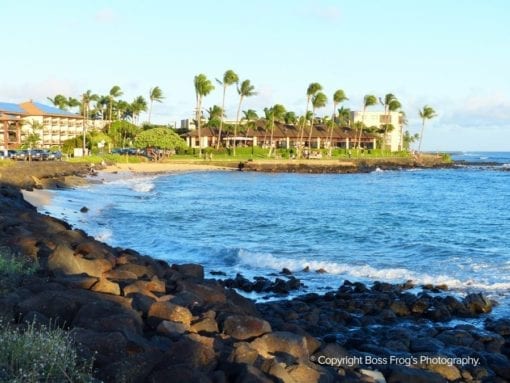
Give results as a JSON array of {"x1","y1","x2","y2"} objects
[{"x1": 1, "y1": 0, "x2": 509, "y2": 151}]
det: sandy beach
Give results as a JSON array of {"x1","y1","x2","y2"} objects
[{"x1": 101, "y1": 162, "x2": 235, "y2": 174}]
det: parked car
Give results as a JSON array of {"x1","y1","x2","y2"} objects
[
  {"x1": 47, "y1": 151, "x2": 62, "y2": 161},
  {"x1": 7, "y1": 150, "x2": 18, "y2": 159},
  {"x1": 30, "y1": 149, "x2": 50, "y2": 161},
  {"x1": 14, "y1": 150, "x2": 30, "y2": 161}
]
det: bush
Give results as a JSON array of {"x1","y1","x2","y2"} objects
[
  {"x1": 0, "y1": 321, "x2": 95, "y2": 382},
  {"x1": 0, "y1": 247, "x2": 37, "y2": 294}
]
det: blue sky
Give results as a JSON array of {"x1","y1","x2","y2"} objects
[{"x1": 1, "y1": 0, "x2": 509, "y2": 151}]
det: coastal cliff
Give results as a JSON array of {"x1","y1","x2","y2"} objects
[{"x1": 1, "y1": 162, "x2": 509, "y2": 382}]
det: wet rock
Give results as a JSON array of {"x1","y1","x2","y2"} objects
[
  {"x1": 172, "y1": 263, "x2": 204, "y2": 280},
  {"x1": 280, "y1": 267, "x2": 292, "y2": 275},
  {"x1": 464, "y1": 293, "x2": 493, "y2": 314},
  {"x1": 222, "y1": 314, "x2": 272, "y2": 340},
  {"x1": 410, "y1": 338, "x2": 445, "y2": 353},
  {"x1": 80, "y1": 206, "x2": 88, "y2": 213},
  {"x1": 486, "y1": 318, "x2": 510, "y2": 336}
]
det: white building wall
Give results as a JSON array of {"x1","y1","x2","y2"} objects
[{"x1": 350, "y1": 111, "x2": 403, "y2": 151}]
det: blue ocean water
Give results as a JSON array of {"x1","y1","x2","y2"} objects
[{"x1": 41, "y1": 152, "x2": 510, "y2": 317}]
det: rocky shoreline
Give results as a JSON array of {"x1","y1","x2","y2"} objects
[{"x1": 1, "y1": 162, "x2": 509, "y2": 382}]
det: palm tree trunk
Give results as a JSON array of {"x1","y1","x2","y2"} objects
[
  {"x1": 418, "y1": 119, "x2": 425, "y2": 153},
  {"x1": 307, "y1": 108, "x2": 315, "y2": 153},
  {"x1": 216, "y1": 85, "x2": 226, "y2": 149},
  {"x1": 327, "y1": 102, "x2": 337, "y2": 157},
  {"x1": 197, "y1": 98, "x2": 203, "y2": 157},
  {"x1": 268, "y1": 115, "x2": 275, "y2": 157},
  {"x1": 233, "y1": 96, "x2": 243, "y2": 157},
  {"x1": 357, "y1": 107, "x2": 366, "y2": 150},
  {"x1": 298, "y1": 98, "x2": 310, "y2": 158},
  {"x1": 148, "y1": 100, "x2": 153, "y2": 124}
]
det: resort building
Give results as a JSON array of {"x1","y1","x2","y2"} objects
[
  {"x1": 350, "y1": 111, "x2": 405, "y2": 151},
  {"x1": 184, "y1": 121, "x2": 377, "y2": 151},
  {"x1": 0, "y1": 101, "x2": 107, "y2": 150}
]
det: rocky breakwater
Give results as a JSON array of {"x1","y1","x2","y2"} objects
[
  {"x1": 0, "y1": 163, "x2": 508, "y2": 382},
  {"x1": 240, "y1": 155, "x2": 452, "y2": 174}
]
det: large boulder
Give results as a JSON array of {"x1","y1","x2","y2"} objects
[
  {"x1": 172, "y1": 263, "x2": 204, "y2": 280},
  {"x1": 48, "y1": 245, "x2": 113, "y2": 277},
  {"x1": 222, "y1": 314, "x2": 272, "y2": 340},
  {"x1": 250, "y1": 331, "x2": 309, "y2": 361},
  {"x1": 148, "y1": 301, "x2": 192, "y2": 326},
  {"x1": 90, "y1": 278, "x2": 121, "y2": 295},
  {"x1": 464, "y1": 293, "x2": 493, "y2": 314}
]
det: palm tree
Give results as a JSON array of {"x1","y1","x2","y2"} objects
[
  {"x1": 357, "y1": 94, "x2": 377, "y2": 149},
  {"x1": 267, "y1": 104, "x2": 286, "y2": 157},
  {"x1": 418, "y1": 105, "x2": 437, "y2": 153},
  {"x1": 327, "y1": 89, "x2": 348, "y2": 156},
  {"x1": 233, "y1": 79, "x2": 256, "y2": 156},
  {"x1": 379, "y1": 94, "x2": 402, "y2": 151},
  {"x1": 148, "y1": 86, "x2": 164, "y2": 124},
  {"x1": 94, "y1": 95, "x2": 109, "y2": 120},
  {"x1": 67, "y1": 97, "x2": 80, "y2": 113},
  {"x1": 131, "y1": 96, "x2": 148, "y2": 126},
  {"x1": 298, "y1": 82, "x2": 322, "y2": 157},
  {"x1": 215, "y1": 70, "x2": 239, "y2": 149},
  {"x1": 308, "y1": 92, "x2": 327, "y2": 152},
  {"x1": 194, "y1": 74, "x2": 215, "y2": 157},
  {"x1": 47, "y1": 95, "x2": 68, "y2": 110},
  {"x1": 284, "y1": 111, "x2": 297, "y2": 125},
  {"x1": 108, "y1": 85, "x2": 123, "y2": 121}
]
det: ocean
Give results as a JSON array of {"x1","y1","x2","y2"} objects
[{"x1": 39, "y1": 152, "x2": 510, "y2": 319}]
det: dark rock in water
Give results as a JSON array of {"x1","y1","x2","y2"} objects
[
  {"x1": 210, "y1": 270, "x2": 227, "y2": 276},
  {"x1": 465, "y1": 293, "x2": 493, "y2": 314},
  {"x1": 172, "y1": 263, "x2": 204, "y2": 280},
  {"x1": 315, "y1": 268, "x2": 327, "y2": 274},
  {"x1": 80, "y1": 206, "x2": 89, "y2": 213},
  {"x1": 486, "y1": 318, "x2": 510, "y2": 336},
  {"x1": 280, "y1": 267, "x2": 292, "y2": 275},
  {"x1": 302, "y1": 266, "x2": 310, "y2": 272}
]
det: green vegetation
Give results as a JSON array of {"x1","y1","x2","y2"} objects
[
  {"x1": 0, "y1": 321, "x2": 95, "y2": 383},
  {"x1": 133, "y1": 128, "x2": 187, "y2": 150},
  {"x1": 0, "y1": 247, "x2": 35, "y2": 275}
]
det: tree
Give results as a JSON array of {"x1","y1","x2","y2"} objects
[
  {"x1": 148, "y1": 86, "x2": 164, "y2": 124},
  {"x1": 133, "y1": 128, "x2": 187, "y2": 151},
  {"x1": 215, "y1": 70, "x2": 239, "y2": 149},
  {"x1": 108, "y1": 85, "x2": 123, "y2": 121},
  {"x1": 131, "y1": 96, "x2": 148, "y2": 125},
  {"x1": 418, "y1": 105, "x2": 437, "y2": 152},
  {"x1": 357, "y1": 94, "x2": 377, "y2": 149},
  {"x1": 328, "y1": 89, "x2": 348, "y2": 156},
  {"x1": 298, "y1": 82, "x2": 322, "y2": 157},
  {"x1": 94, "y1": 95, "x2": 109, "y2": 120},
  {"x1": 284, "y1": 111, "x2": 297, "y2": 125},
  {"x1": 233, "y1": 79, "x2": 256, "y2": 156},
  {"x1": 403, "y1": 131, "x2": 419, "y2": 151},
  {"x1": 81, "y1": 90, "x2": 99, "y2": 153},
  {"x1": 194, "y1": 74, "x2": 215, "y2": 157},
  {"x1": 107, "y1": 120, "x2": 139, "y2": 148},
  {"x1": 308, "y1": 92, "x2": 327, "y2": 152},
  {"x1": 267, "y1": 104, "x2": 286, "y2": 157},
  {"x1": 47, "y1": 95, "x2": 69, "y2": 110},
  {"x1": 206, "y1": 105, "x2": 224, "y2": 128},
  {"x1": 67, "y1": 97, "x2": 80, "y2": 112},
  {"x1": 379, "y1": 93, "x2": 401, "y2": 151}
]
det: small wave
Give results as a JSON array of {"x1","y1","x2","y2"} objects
[
  {"x1": 235, "y1": 250, "x2": 510, "y2": 293},
  {"x1": 104, "y1": 176, "x2": 157, "y2": 193},
  {"x1": 96, "y1": 228, "x2": 113, "y2": 242},
  {"x1": 373, "y1": 167, "x2": 384, "y2": 173}
]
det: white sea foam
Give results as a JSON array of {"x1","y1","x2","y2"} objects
[
  {"x1": 104, "y1": 176, "x2": 157, "y2": 193},
  {"x1": 96, "y1": 228, "x2": 113, "y2": 242},
  {"x1": 236, "y1": 250, "x2": 510, "y2": 293}
]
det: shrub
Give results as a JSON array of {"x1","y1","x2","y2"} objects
[
  {"x1": 0, "y1": 321, "x2": 95, "y2": 382},
  {"x1": 0, "y1": 247, "x2": 37, "y2": 294}
]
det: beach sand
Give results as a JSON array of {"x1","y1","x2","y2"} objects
[
  {"x1": 21, "y1": 189, "x2": 52, "y2": 208},
  {"x1": 101, "y1": 162, "x2": 234, "y2": 174}
]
